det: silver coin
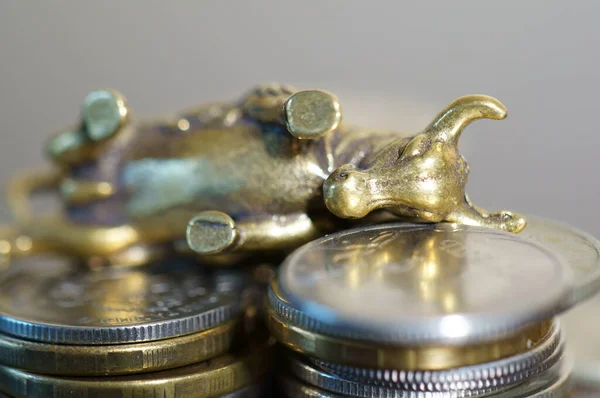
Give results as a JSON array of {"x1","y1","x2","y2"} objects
[
  {"x1": 315, "y1": 321, "x2": 562, "y2": 392},
  {"x1": 290, "y1": 355, "x2": 499, "y2": 397},
  {"x1": 289, "y1": 338, "x2": 563, "y2": 398},
  {"x1": 280, "y1": 359, "x2": 571, "y2": 398},
  {"x1": 0, "y1": 256, "x2": 245, "y2": 344},
  {"x1": 276, "y1": 223, "x2": 571, "y2": 345},
  {"x1": 520, "y1": 216, "x2": 600, "y2": 308}
]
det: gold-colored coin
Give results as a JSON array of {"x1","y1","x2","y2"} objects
[
  {"x1": 267, "y1": 310, "x2": 552, "y2": 370},
  {"x1": 0, "y1": 340, "x2": 273, "y2": 398},
  {"x1": 0, "y1": 321, "x2": 238, "y2": 376}
]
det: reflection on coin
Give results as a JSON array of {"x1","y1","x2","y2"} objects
[
  {"x1": 0, "y1": 342, "x2": 272, "y2": 398},
  {"x1": 520, "y1": 216, "x2": 600, "y2": 307},
  {"x1": 276, "y1": 223, "x2": 571, "y2": 345},
  {"x1": 0, "y1": 256, "x2": 246, "y2": 344},
  {"x1": 0, "y1": 320, "x2": 238, "y2": 376}
]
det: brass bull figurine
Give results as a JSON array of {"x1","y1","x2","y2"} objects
[{"x1": 0, "y1": 84, "x2": 525, "y2": 267}]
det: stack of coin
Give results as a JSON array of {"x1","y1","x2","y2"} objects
[
  {"x1": 0, "y1": 256, "x2": 272, "y2": 398},
  {"x1": 543, "y1": 219, "x2": 600, "y2": 397},
  {"x1": 267, "y1": 221, "x2": 600, "y2": 397},
  {"x1": 562, "y1": 294, "x2": 600, "y2": 398}
]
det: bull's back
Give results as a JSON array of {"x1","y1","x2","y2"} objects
[{"x1": 121, "y1": 120, "x2": 330, "y2": 219}]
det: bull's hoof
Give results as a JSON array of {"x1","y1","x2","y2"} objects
[
  {"x1": 489, "y1": 211, "x2": 528, "y2": 234},
  {"x1": 81, "y1": 89, "x2": 129, "y2": 142},
  {"x1": 186, "y1": 211, "x2": 239, "y2": 254},
  {"x1": 284, "y1": 90, "x2": 342, "y2": 139}
]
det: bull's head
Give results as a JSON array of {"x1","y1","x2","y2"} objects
[{"x1": 323, "y1": 95, "x2": 526, "y2": 233}]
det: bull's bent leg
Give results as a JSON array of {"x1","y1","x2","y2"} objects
[
  {"x1": 186, "y1": 211, "x2": 324, "y2": 254},
  {"x1": 449, "y1": 202, "x2": 527, "y2": 233},
  {"x1": 241, "y1": 83, "x2": 342, "y2": 139}
]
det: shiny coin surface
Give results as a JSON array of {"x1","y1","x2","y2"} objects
[
  {"x1": 521, "y1": 216, "x2": 600, "y2": 307},
  {"x1": 0, "y1": 341, "x2": 272, "y2": 398},
  {"x1": 275, "y1": 223, "x2": 571, "y2": 345},
  {"x1": 0, "y1": 256, "x2": 246, "y2": 344},
  {"x1": 0, "y1": 320, "x2": 238, "y2": 376}
]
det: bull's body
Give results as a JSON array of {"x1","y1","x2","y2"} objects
[
  {"x1": 69, "y1": 106, "x2": 395, "y2": 226},
  {"x1": 2, "y1": 85, "x2": 524, "y2": 266}
]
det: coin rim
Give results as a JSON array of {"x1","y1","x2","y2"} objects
[
  {"x1": 279, "y1": 358, "x2": 571, "y2": 398},
  {"x1": 288, "y1": 352, "x2": 561, "y2": 398},
  {"x1": 0, "y1": 301, "x2": 240, "y2": 345},
  {"x1": 0, "y1": 341, "x2": 272, "y2": 398},
  {"x1": 0, "y1": 320, "x2": 239, "y2": 376},
  {"x1": 267, "y1": 307, "x2": 553, "y2": 370},
  {"x1": 523, "y1": 215, "x2": 600, "y2": 309},
  {"x1": 315, "y1": 321, "x2": 563, "y2": 392}
]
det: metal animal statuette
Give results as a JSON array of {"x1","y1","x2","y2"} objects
[{"x1": 0, "y1": 84, "x2": 525, "y2": 266}]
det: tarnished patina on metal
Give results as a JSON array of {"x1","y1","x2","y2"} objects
[{"x1": 0, "y1": 84, "x2": 524, "y2": 266}]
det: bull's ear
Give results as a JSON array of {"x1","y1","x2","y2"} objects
[
  {"x1": 424, "y1": 95, "x2": 507, "y2": 145},
  {"x1": 81, "y1": 89, "x2": 129, "y2": 142},
  {"x1": 398, "y1": 134, "x2": 429, "y2": 160}
]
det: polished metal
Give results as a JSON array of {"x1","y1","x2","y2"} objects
[
  {"x1": 493, "y1": 358, "x2": 572, "y2": 397},
  {"x1": 0, "y1": 256, "x2": 246, "y2": 344},
  {"x1": 288, "y1": 347, "x2": 563, "y2": 398},
  {"x1": 1, "y1": 85, "x2": 524, "y2": 267},
  {"x1": 315, "y1": 321, "x2": 562, "y2": 392},
  {"x1": 274, "y1": 223, "x2": 570, "y2": 345},
  {"x1": 521, "y1": 216, "x2": 600, "y2": 307},
  {"x1": 0, "y1": 320, "x2": 238, "y2": 376},
  {"x1": 0, "y1": 342, "x2": 272, "y2": 398},
  {"x1": 267, "y1": 308, "x2": 552, "y2": 370},
  {"x1": 279, "y1": 359, "x2": 571, "y2": 398}
]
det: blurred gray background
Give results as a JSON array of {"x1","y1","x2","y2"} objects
[{"x1": 0, "y1": 1, "x2": 598, "y2": 236}]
